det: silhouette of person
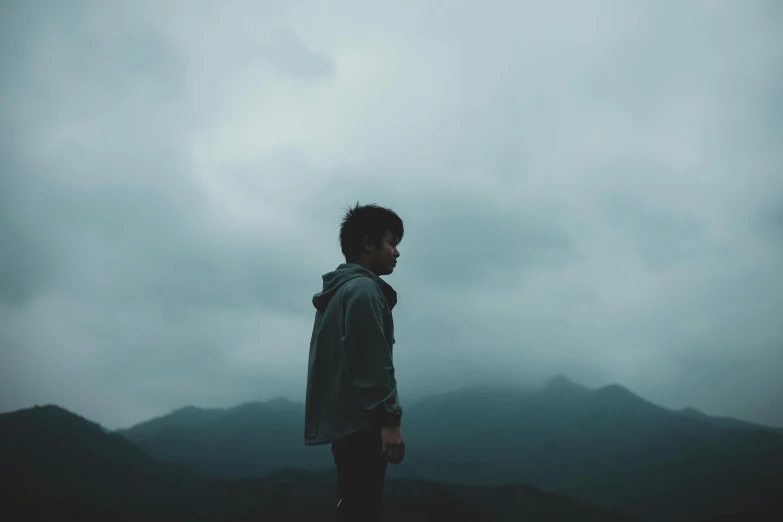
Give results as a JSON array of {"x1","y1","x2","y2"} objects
[{"x1": 305, "y1": 203, "x2": 405, "y2": 521}]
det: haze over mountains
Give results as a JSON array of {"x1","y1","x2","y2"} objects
[{"x1": 4, "y1": 375, "x2": 779, "y2": 521}]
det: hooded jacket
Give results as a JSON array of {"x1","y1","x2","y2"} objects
[{"x1": 304, "y1": 263, "x2": 402, "y2": 446}]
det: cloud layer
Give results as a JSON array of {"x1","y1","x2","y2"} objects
[{"x1": 2, "y1": 0, "x2": 782, "y2": 429}]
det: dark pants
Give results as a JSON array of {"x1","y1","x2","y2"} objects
[{"x1": 331, "y1": 429, "x2": 388, "y2": 522}]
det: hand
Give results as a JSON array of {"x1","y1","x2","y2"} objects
[{"x1": 381, "y1": 425, "x2": 405, "y2": 464}]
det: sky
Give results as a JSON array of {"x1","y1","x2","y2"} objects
[{"x1": 1, "y1": 0, "x2": 782, "y2": 430}]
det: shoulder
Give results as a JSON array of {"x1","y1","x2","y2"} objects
[
  {"x1": 343, "y1": 275, "x2": 383, "y2": 297},
  {"x1": 343, "y1": 278, "x2": 390, "y2": 319}
]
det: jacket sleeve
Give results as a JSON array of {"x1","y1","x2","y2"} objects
[{"x1": 343, "y1": 280, "x2": 402, "y2": 427}]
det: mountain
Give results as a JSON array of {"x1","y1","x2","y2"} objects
[
  {"x1": 119, "y1": 397, "x2": 334, "y2": 476},
  {"x1": 0, "y1": 404, "x2": 209, "y2": 521},
  {"x1": 396, "y1": 378, "x2": 783, "y2": 521},
  {"x1": 0, "y1": 405, "x2": 634, "y2": 522},
  {"x1": 120, "y1": 376, "x2": 783, "y2": 521},
  {"x1": 677, "y1": 405, "x2": 783, "y2": 434}
]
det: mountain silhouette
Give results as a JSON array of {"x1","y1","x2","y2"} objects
[
  {"x1": 398, "y1": 379, "x2": 783, "y2": 521},
  {"x1": 0, "y1": 404, "x2": 209, "y2": 521},
  {"x1": 120, "y1": 398, "x2": 334, "y2": 476},
  {"x1": 0, "y1": 404, "x2": 635, "y2": 522},
  {"x1": 119, "y1": 376, "x2": 783, "y2": 521}
]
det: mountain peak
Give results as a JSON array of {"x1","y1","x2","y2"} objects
[
  {"x1": 594, "y1": 383, "x2": 636, "y2": 398},
  {"x1": 2, "y1": 404, "x2": 109, "y2": 432},
  {"x1": 598, "y1": 384, "x2": 636, "y2": 397},
  {"x1": 4, "y1": 404, "x2": 71, "y2": 417},
  {"x1": 545, "y1": 374, "x2": 589, "y2": 393}
]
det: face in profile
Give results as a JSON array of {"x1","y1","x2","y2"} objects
[{"x1": 369, "y1": 230, "x2": 400, "y2": 276}]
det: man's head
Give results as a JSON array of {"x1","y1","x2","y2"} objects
[{"x1": 340, "y1": 203, "x2": 403, "y2": 276}]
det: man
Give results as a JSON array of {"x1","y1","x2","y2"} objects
[{"x1": 305, "y1": 203, "x2": 406, "y2": 521}]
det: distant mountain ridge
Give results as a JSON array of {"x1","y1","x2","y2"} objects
[
  {"x1": 119, "y1": 375, "x2": 782, "y2": 436},
  {"x1": 117, "y1": 375, "x2": 783, "y2": 522},
  {"x1": 396, "y1": 376, "x2": 783, "y2": 521},
  {"x1": 119, "y1": 395, "x2": 335, "y2": 476},
  {"x1": 0, "y1": 404, "x2": 636, "y2": 522}
]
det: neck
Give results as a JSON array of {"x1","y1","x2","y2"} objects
[{"x1": 353, "y1": 258, "x2": 377, "y2": 276}]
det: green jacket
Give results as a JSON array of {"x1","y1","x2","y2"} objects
[{"x1": 304, "y1": 263, "x2": 402, "y2": 446}]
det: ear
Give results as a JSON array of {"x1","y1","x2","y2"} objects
[{"x1": 363, "y1": 235, "x2": 372, "y2": 252}]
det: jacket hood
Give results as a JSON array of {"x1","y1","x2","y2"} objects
[{"x1": 312, "y1": 263, "x2": 397, "y2": 311}]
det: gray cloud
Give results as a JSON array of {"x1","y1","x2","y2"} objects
[
  {"x1": 602, "y1": 191, "x2": 712, "y2": 271},
  {"x1": 1, "y1": 0, "x2": 782, "y2": 430},
  {"x1": 258, "y1": 26, "x2": 335, "y2": 78},
  {"x1": 406, "y1": 200, "x2": 584, "y2": 286}
]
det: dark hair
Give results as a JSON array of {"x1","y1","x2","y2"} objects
[{"x1": 339, "y1": 202, "x2": 404, "y2": 262}]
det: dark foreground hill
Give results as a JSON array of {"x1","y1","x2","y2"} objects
[
  {"x1": 119, "y1": 376, "x2": 783, "y2": 521},
  {"x1": 0, "y1": 405, "x2": 634, "y2": 522}
]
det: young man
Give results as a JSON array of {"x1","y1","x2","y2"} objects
[{"x1": 304, "y1": 203, "x2": 405, "y2": 522}]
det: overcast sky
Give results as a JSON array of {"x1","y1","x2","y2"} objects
[{"x1": 1, "y1": 0, "x2": 781, "y2": 430}]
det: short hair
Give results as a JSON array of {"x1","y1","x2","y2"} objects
[{"x1": 339, "y1": 202, "x2": 404, "y2": 262}]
